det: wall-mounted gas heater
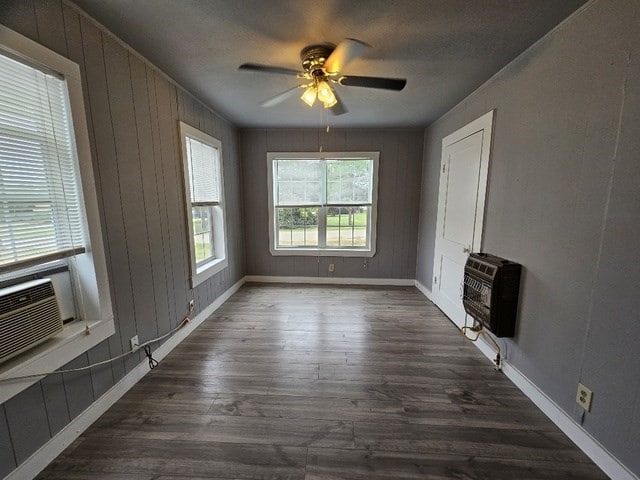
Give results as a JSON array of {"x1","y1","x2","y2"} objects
[
  {"x1": 0, "y1": 279, "x2": 63, "y2": 364},
  {"x1": 463, "y1": 253, "x2": 522, "y2": 337}
]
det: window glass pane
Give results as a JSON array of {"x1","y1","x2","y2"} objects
[
  {"x1": 277, "y1": 207, "x2": 318, "y2": 247},
  {"x1": 276, "y1": 159, "x2": 322, "y2": 205},
  {"x1": 0, "y1": 52, "x2": 86, "y2": 269},
  {"x1": 326, "y1": 159, "x2": 372, "y2": 204},
  {"x1": 326, "y1": 206, "x2": 369, "y2": 247},
  {"x1": 186, "y1": 137, "x2": 220, "y2": 203},
  {"x1": 192, "y1": 205, "x2": 214, "y2": 265}
]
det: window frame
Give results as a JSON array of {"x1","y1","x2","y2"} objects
[
  {"x1": 267, "y1": 152, "x2": 379, "y2": 257},
  {"x1": 0, "y1": 25, "x2": 114, "y2": 403},
  {"x1": 178, "y1": 121, "x2": 228, "y2": 287},
  {"x1": 0, "y1": 49, "x2": 88, "y2": 273}
]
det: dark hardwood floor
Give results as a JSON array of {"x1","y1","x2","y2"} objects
[{"x1": 38, "y1": 284, "x2": 608, "y2": 479}]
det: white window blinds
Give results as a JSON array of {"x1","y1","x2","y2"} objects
[
  {"x1": 186, "y1": 137, "x2": 220, "y2": 204},
  {"x1": 0, "y1": 52, "x2": 86, "y2": 272}
]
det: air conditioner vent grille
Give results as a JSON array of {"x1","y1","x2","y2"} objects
[
  {"x1": 0, "y1": 280, "x2": 63, "y2": 364},
  {"x1": 0, "y1": 282, "x2": 55, "y2": 316}
]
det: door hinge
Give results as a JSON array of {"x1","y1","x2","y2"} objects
[
  {"x1": 434, "y1": 276, "x2": 438, "y2": 284},
  {"x1": 442, "y1": 164, "x2": 446, "y2": 173}
]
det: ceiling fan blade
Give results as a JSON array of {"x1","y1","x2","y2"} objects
[
  {"x1": 261, "y1": 85, "x2": 303, "y2": 107},
  {"x1": 324, "y1": 38, "x2": 371, "y2": 74},
  {"x1": 329, "y1": 91, "x2": 348, "y2": 116},
  {"x1": 338, "y1": 75, "x2": 407, "y2": 91},
  {"x1": 239, "y1": 62, "x2": 301, "y2": 76}
]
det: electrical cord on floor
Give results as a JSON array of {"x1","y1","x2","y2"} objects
[
  {"x1": 460, "y1": 323, "x2": 503, "y2": 371},
  {"x1": 0, "y1": 316, "x2": 191, "y2": 383},
  {"x1": 143, "y1": 345, "x2": 159, "y2": 369}
]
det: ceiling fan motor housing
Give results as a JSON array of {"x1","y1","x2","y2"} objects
[{"x1": 301, "y1": 44, "x2": 335, "y2": 76}]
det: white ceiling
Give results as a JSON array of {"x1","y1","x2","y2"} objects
[{"x1": 72, "y1": 0, "x2": 586, "y2": 128}]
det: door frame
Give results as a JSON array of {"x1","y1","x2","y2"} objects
[{"x1": 432, "y1": 110, "x2": 494, "y2": 326}]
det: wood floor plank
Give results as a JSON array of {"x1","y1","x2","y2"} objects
[
  {"x1": 306, "y1": 448, "x2": 608, "y2": 480},
  {"x1": 37, "y1": 285, "x2": 608, "y2": 479},
  {"x1": 39, "y1": 438, "x2": 306, "y2": 479}
]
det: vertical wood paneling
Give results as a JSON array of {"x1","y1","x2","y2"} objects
[
  {"x1": 405, "y1": 133, "x2": 423, "y2": 277},
  {"x1": 4, "y1": 383, "x2": 51, "y2": 464},
  {"x1": 87, "y1": 340, "x2": 114, "y2": 399},
  {"x1": 0, "y1": 406, "x2": 17, "y2": 478},
  {"x1": 129, "y1": 55, "x2": 170, "y2": 338},
  {"x1": 0, "y1": 0, "x2": 38, "y2": 41},
  {"x1": 168, "y1": 86, "x2": 191, "y2": 315},
  {"x1": 40, "y1": 375, "x2": 70, "y2": 436},
  {"x1": 61, "y1": 354, "x2": 94, "y2": 420},
  {"x1": 392, "y1": 134, "x2": 409, "y2": 278},
  {"x1": 154, "y1": 76, "x2": 189, "y2": 326},
  {"x1": 62, "y1": 3, "x2": 116, "y2": 300},
  {"x1": 145, "y1": 65, "x2": 177, "y2": 331},
  {"x1": 102, "y1": 37, "x2": 158, "y2": 368},
  {"x1": 240, "y1": 128, "x2": 423, "y2": 279},
  {"x1": 78, "y1": 17, "x2": 131, "y2": 381},
  {"x1": 33, "y1": 0, "x2": 67, "y2": 56}
]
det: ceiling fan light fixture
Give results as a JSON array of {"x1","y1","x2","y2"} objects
[
  {"x1": 323, "y1": 97, "x2": 338, "y2": 108},
  {"x1": 301, "y1": 85, "x2": 317, "y2": 107},
  {"x1": 316, "y1": 79, "x2": 336, "y2": 105}
]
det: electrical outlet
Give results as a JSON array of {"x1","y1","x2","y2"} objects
[
  {"x1": 130, "y1": 335, "x2": 139, "y2": 352},
  {"x1": 189, "y1": 299, "x2": 195, "y2": 313},
  {"x1": 328, "y1": 263, "x2": 335, "y2": 272},
  {"x1": 576, "y1": 383, "x2": 593, "y2": 412}
]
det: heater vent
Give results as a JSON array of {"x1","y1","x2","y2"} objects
[{"x1": 463, "y1": 253, "x2": 521, "y2": 337}]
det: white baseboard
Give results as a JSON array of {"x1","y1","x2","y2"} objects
[
  {"x1": 245, "y1": 275, "x2": 415, "y2": 286},
  {"x1": 414, "y1": 284, "x2": 638, "y2": 480},
  {"x1": 477, "y1": 336, "x2": 637, "y2": 480},
  {"x1": 5, "y1": 276, "x2": 245, "y2": 480},
  {"x1": 414, "y1": 279, "x2": 436, "y2": 302}
]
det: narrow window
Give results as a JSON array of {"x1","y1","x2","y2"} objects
[{"x1": 179, "y1": 122, "x2": 227, "y2": 286}]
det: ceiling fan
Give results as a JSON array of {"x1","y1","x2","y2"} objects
[{"x1": 238, "y1": 38, "x2": 407, "y2": 115}]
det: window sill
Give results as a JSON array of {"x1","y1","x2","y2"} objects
[
  {"x1": 270, "y1": 247, "x2": 376, "y2": 258},
  {"x1": 191, "y1": 257, "x2": 228, "y2": 288},
  {"x1": 0, "y1": 315, "x2": 115, "y2": 404}
]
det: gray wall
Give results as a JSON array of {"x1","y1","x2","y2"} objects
[
  {"x1": 416, "y1": 0, "x2": 640, "y2": 474},
  {"x1": 0, "y1": 1, "x2": 245, "y2": 477},
  {"x1": 241, "y1": 128, "x2": 423, "y2": 279}
]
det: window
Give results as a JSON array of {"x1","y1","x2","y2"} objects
[
  {"x1": 0, "y1": 25, "x2": 113, "y2": 403},
  {"x1": 179, "y1": 122, "x2": 227, "y2": 287},
  {"x1": 0, "y1": 49, "x2": 86, "y2": 272},
  {"x1": 267, "y1": 152, "x2": 379, "y2": 256}
]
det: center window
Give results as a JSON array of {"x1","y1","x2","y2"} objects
[{"x1": 267, "y1": 152, "x2": 379, "y2": 257}]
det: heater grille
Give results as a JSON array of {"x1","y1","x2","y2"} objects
[
  {"x1": 0, "y1": 279, "x2": 63, "y2": 364},
  {"x1": 463, "y1": 253, "x2": 521, "y2": 337}
]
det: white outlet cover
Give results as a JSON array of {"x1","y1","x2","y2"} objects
[{"x1": 576, "y1": 382, "x2": 593, "y2": 412}]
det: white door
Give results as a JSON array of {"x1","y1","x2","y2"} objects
[{"x1": 433, "y1": 111, "x2": 494, "y2": 327}]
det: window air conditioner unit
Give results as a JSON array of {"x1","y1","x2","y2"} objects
[{"x1": 0, "y1": 278, "x2": 63, "y2": 364}]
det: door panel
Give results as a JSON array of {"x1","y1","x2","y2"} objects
[
  {"x1": 432, "y1": 111, "x2": 493, "y2": 327},
  {"x1": 443, "y1": 134, "x2": 482, "y2": 245}
]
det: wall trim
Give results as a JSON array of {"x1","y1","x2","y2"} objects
[
  {"x1": 244, "y1": 275, "x2": 415, "y2": 286},
  {"x1": 4, "y1": 276, "x2": 245, "y2": 480},
  {"x1": 414, "y1": 285, "x2": 638, "y2": 480},
  {"x1": 414, "y1": 279, "x2": 436, "y2": 303}
]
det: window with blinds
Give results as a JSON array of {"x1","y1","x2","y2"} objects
[
  {"x1": 185, "y1": 135, "x2": 221, "y2": 267},
  {"x1": 268, "y1": 152, "x2": 379, "y2": 256},
  {"x1": 0, "y1": 52, "x2": 86, "y2": 274},
  {"x1": 179, "y1": 122, "x2": 227, "y2": 287}
]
